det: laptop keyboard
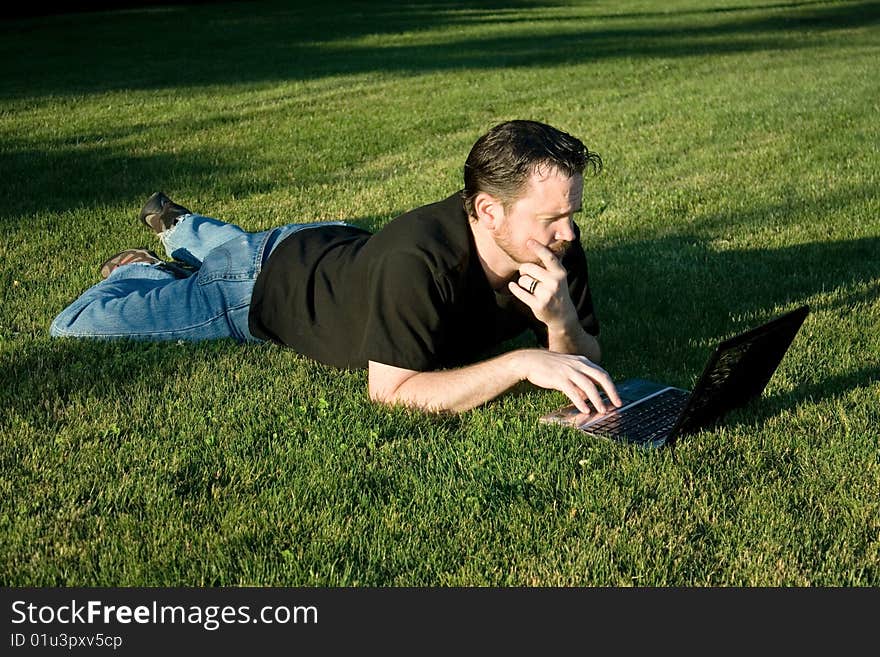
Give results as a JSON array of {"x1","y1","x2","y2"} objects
[{"x1": 586, "y1": 388, "x2": 690, "y2": 444}]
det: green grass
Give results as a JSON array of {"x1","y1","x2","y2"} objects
[{"x1": 1, "y1": 0, "x2": 878, "y2": 586}]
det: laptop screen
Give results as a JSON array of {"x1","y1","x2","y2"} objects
[{"x1": 669, "y1": 305, "x2": 809, "y2": 441}]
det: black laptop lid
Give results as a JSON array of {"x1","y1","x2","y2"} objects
[{"x1": 669, "y1": 305, "x2": 810, "y2": 441}]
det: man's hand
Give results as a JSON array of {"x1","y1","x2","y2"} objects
[
  {"x1": 507, "y1": 239, "x2": 579, "y2": 332},
  {"x1": 514, "y1": 349, "x2": 622, "y2": 415}
]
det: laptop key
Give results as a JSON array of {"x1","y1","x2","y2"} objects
[{"x1": 587, "y1": 389, "x2": 689, "y2": 443}]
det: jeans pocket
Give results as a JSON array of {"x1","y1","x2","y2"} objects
[{"x1": 197, "y1": 238, "x2": 258, "y2": 285}]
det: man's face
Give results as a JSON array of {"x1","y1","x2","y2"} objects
[{"x1": 493, "y1": 167, "x2": 583, "y2": 267}]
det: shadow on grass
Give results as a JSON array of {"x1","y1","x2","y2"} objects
[
  {"x1": 1, "y1": 0, "x2": 877, "y2": 98},
  {"x1": 0, "y1": 147, "x2": 258, "y2": 223},
  {"x1": 2, "y1": 0, "x2": 877, "y2": 219},
  {"x1": 598, "y1": 234, "x2": 880, "y2": 333},
  {"x1": 0, "y1": 336, "x2": 466, "y2": 440},
  {"x1": 590, "y1": 178, "x2": 879, "y2": 355},
  {"x1": 0, "y1": 339, "x2": 238, "y2": 424},
  {"x1": 590, "y1": 228, "x2": 879, "y2": 422}
]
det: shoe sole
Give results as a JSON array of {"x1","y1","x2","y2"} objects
[{"x1": 139, "y1": 192, "x2": 169, "y2": 235}]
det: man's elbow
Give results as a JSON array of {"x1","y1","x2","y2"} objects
[
  {"x1": 368, "y1": 379, "x2": 422, "y2": 411},
  {"x1": 367, "y1": 380, "x2": 453, "y2": 415},
  {"x1": 368, "y1": 384, "x2": 397, "y2": 408},
  {"x1": 367, "y1": 360, "x2": 414, "y2": 408}
]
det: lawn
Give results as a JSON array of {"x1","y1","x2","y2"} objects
[{"x1": 1, "y1": 0, "x2": 878, "y2": 586}]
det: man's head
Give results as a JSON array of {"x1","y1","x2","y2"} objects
[
  {"x1": 463, "y1": 120, "x2": 601, "y2": 271},
  {"x1": 462, "y1": 120, "x2": 601, "y2": 219}
]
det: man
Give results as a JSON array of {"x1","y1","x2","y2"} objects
[{"x1": 51, "y1": 120, "x2": 621, "y2": 415}]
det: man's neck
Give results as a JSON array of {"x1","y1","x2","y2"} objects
[{"x1": 468, "y1": 218, "x2": 516, "y2": 291}]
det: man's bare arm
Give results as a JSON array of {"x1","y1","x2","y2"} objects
[
  {"x1": 368, "y1": 349, "x2": 620, "y2": 415},
  {"x1": 546, "y1": 318, "x2": 601, "y2": 362}
]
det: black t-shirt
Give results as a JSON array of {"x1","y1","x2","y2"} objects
[{"x1": 248, "y1": 192, "x2": 598, "y2": 370}]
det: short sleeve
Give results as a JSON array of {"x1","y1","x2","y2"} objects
[{"x1": 359, "y1": 251, "x2": 450, "y2": 371}]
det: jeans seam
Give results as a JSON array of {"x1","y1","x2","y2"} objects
[
  {"x1": 198, "y1": 273, "x2": 255, "y2": 285},
  {"x1": 52, "y1": 304, "x2": 248, "y2": 339},
  {"x1": 53, "y1": 312, "x2": 244, "y2": 339}
]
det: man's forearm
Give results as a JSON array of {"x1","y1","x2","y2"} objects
[
  {"x1": 380, "y1": 326, "x2": 603, "y2": 413},
  {"x1": 375, "y1": 351, "x2": 528, "y2": 413},
  {"x1": 547, "y1": 319, "x2": 602, "y2": 362}
]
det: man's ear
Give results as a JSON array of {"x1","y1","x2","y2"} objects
[{"x1": 473, "y1": 192, "x2": 504, "y2": 229}]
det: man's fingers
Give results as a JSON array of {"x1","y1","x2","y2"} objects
[
  {"x1": 569, "y1": 370, "x2": 607, "y2": 414},
  {"x1": 575, "y1": 360, "x2": 623, "y2": 408},
  {"x1": 561, "y1": 381, "x2": 591, "y2": 415},
  {"x1": 605, "y1": 381, "x2": 623, "y2": 408},
  {"x1": 518, "y1": 263, "x2": 553, "y2": 285},
  {"x1": 521, "y1": 251, "x2": 565, "y2": 278},
  {"x1": 593, "y1": 369, "x2": 623, "y2": 408},
  {"x1": 516, "y1": 274, "x2": 543, "y2": 295},
  {"x1": 523, "y1": 351, "x2": 622, "y2": 415},
  {"x1": 526, "y1": 239, "x2": 561, "y2": 269},
  {"x1": 508, "y1": 281, "x2": 538, "y2": 307}
]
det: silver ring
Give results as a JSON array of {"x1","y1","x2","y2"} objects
[{"x1": 527, "y1": 278, "x2": 539, "y2": 294}]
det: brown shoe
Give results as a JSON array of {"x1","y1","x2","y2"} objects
[
  {"x1": 138, "y1": 192, "x2": 192, "y2": 237},
  {"x1": 100, "y1": 248, "x2": 162, "y2": 279}
]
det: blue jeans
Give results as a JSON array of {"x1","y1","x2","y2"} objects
[{"x1": 50, "y1": 214, "x2": 345, "y2": 342}]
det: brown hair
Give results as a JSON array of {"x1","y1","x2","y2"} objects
[{"x1": 462, "y1": 120, "x2": 601, "y2": 218}]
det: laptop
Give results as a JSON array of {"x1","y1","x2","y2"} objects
[{"x1": 539, "y1": 305, "x2": 810, "y2": 448}]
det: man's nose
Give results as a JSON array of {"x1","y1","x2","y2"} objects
[{"x1": 555, "y1": 219, "x2": 575, "y2": 242}]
